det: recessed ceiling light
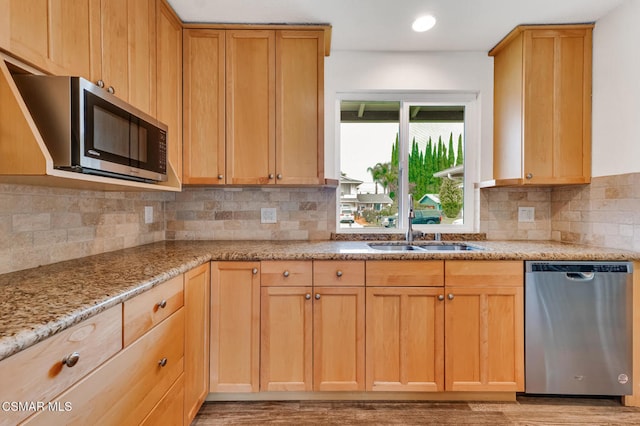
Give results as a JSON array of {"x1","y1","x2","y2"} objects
[{"x1": 412, "y1": 15, "x2": 437, "y2": 32}]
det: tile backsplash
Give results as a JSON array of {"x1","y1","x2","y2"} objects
[
  {"x1": 2, "y1": 173, "x2": 640, "y2": 274},
  {"x1": 0, "y1": 184, "x2": 170, "y2": 274},
  {"x1": 165, "y1": 186, "x2": 337, "y2": 241},
  {"x1": 480, "y1": 172, "x2": 640, "y2": 252}
]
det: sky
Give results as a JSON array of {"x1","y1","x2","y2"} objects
[{"x1": 340, "y1": 122, "x2": 465, "y2": 193}]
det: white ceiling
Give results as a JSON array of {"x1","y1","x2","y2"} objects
[{"x1": 167, "y1": 0, "x2": 625, "y2": 52}]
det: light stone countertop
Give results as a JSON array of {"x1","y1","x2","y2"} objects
[{"x1": 1, "y1": 239, "x2": 638, "y2": 362}]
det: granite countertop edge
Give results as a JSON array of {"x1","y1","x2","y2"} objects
[{"x1": 1, "y1": 239, "x2": 638, "y2": 362}]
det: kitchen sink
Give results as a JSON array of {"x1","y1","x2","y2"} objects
[
  {"x1": 367, "y1": 244, "x2": 426, "y2": 252},
  {"x1": 367, "y1": 242, "x2": 485, "y2": 252}
]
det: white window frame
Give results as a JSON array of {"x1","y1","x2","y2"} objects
[{"x1": 336, "y1": 91, "x2": 480, "y2": 235}]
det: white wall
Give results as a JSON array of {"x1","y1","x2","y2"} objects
[
  {"x1": 324, "y1": 51, "x2": 494, "y2": 180},
  {"x1": 591, "y1": 0, "x2": 640, "y2": 177}
]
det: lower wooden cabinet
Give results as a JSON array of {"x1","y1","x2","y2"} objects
[
  {"x1": 444, "y1": 261, "x2": 525, "y2": 392},
  {"x1": 313, "y1": 286, "x2": 365, "y2": 391},
  {"x1": 366, "y1": 287, "x2": 444, "y2": 392},
  {"x1": 210, "y1": 261, "x2": 261, "y2": 392},
  {"x1": 260, "y1": 260, "x2": 365, "y2": 392},
  {"x1": 26, "y1": 308, "x2": 185, "y2": 425},
  {"x1": 0, "y1": 305, "x2": 122, "y2": 426},
  {"x1": 260, "y1": 285, "x2": 313, "y2": 391},
  {"x1": 184, "y1": 262, "x2": 211, "y2": 424}
]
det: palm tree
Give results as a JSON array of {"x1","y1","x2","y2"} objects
[{"x1": 367, "y1": 162, "x2": 397, "y2": 195}]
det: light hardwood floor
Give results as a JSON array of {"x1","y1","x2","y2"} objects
[{"x1": 192, "y1": 396, "x2": 640, "y2": 425}]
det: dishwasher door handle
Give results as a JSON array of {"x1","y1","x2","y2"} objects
[{"x1": 566, "y1": 272, "x2": 595, "y2": 281}]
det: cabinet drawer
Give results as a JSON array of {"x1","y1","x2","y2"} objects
[
  {"x1": 261, "y1": 261, "x2": 313, "y2": 286},
  {"x1": 124, "y1": 274, "x2": 184, "y2": 346},
  {"x1": 366, "y1": 261, "x2": 444, "y2": 286},
  {"x1": 26, "y1": 308, "x2": 185, "y2": 426},
  {"x1": 314, "y1": 260, "x2": 365, "y2": 286},
  {"x1": 445, "y1": 260, "x2": 523, "y2": 286},
  {"x1": 0, "y1": 305, "x2": 122, "y2": 426},
  {"x1": 140, "y1": 374, "x2": 184, "y2": 426}
]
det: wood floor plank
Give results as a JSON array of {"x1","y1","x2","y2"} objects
[{"x1": 192, "y1": 397, "x2": 640, "y2": 425}]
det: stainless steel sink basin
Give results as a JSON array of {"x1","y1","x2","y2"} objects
[
  {"x1": 367, "y1": 242, "x2": 485, "y2": 252},
  {"x1": 367, "y1": 244, "x2": 426, "y2": 252}
]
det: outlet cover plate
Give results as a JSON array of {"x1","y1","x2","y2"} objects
[
  {"x1": 144, "y1": 206, "x2": 153, "y2": 224},
  {"x1": 518, "y1": 207, "x2": 535, "y2": 222},
  {"x1": 261, "y1": 207, "x2": 277, "y2": 224}
]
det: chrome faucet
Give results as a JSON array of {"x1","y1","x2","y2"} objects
[{"x1": 407, "y1": 194, "x2": 415, "y2": 244}]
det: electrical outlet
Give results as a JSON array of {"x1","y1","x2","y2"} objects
[
  {"x1": 144, "y1": 206, "x2": 153, "y2": 224},
  {"x1": 518, "y1": 207, "x2": 535, "y2": 222},
  {"x1": 261, "y1": 207, "x2": 277, "y2": 224}
]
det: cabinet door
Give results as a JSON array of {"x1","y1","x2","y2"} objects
[
  {"x1": 184, "y1": 263, "x2": 210, "y2": 424},
  {"x1": 275, "y1": 30, "x2": 324, "y2": 184},
  {"x1": 523, "y1": 28, "x2": 591, "y2": 184},
  {"x1": 48, "y1": 0, "x2": 93, "y2": 78},
  {"x1": 156, "y1": 1, "x2": 183, "y2": 180},
  {"x1": 183, "y1": 29, "x2": 226, "y2": 184},
  {"x1": 366, "y1": 287, "x2": 444, "y2": 392},
  {"x1": 96, "y1": 0, "x2": 128, "y2": 99},
  {"x1": 210, "y1": 261, "x2": 260, "y2": 392},
  {"x1": 96, "y1": 0, "x2": 156, "y2": 115},
  {"x1": 260, "y1": 286, "x2": 313, "y2": 391},
  {"x1": 3, "y1": 0, "x2": 49, "y2": 69},
  {"x1": 444, "y1": 286, "x2": 524, "y2": 392},
  {"x1": 313, "y1": 287, "x2": 365, "y2": 391},
  {"x1": 226, "y1": 30, "x2": 276, "y2": 184}
]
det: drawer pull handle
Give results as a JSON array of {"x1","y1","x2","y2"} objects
[
  {"x1": 252, "y1": 268, "x2": 259, "y2": 275},
  {"x1": 158, "y1": 357, "x2": 168, "y2": 367},
  {"x1": 336, "y1": 270, "x2": 343, "y2": 277},
  {"x1": 268, "y1": 174, "x2": 274, "y2": 180},
  {"x1": 107, "y1": 86, "x2": 115, "y2": 94},
  {"x1": 96, "y1": 80, "x2": 105, "y2": 88},
  {"x1": 315, "y1": 293, "x2": 321, "y2": 300},
  {"x1": 283, "y1": 271, "x2": 290, "y2": 278},
  {"x1": 447, "y1": 293, "x2": 454, "y2": 300},
  {"x1": 217, "y1": 174, "x2": 224, "y2": 180},
  {"x1": 62, "y1": 352, "x2": 80, "y2": 368},
  {"x1": 276, "y1": 174, "x2": 283, "y2": 180},
  {"x1": 157, "y1": 300, "x2": 167, "y2": 309},
  {"x1": 438, "y1": 295, "x2": 445, "y2": 301},
  {"x1": 305, "y1": 294, "x2": 311, "y2": 300}
]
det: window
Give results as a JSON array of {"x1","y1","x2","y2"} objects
[{"x1": 338, "y1": 93, "x2": 478, "y2": 233}]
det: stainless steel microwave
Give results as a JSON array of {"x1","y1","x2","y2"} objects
[{"x1": 14, "y1": 75, "x2": 167, "y2": 182}]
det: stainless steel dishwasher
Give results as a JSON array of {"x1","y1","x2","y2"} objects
[{"x1": 525, "y1": 261, "x2": 633, "y2": 395}]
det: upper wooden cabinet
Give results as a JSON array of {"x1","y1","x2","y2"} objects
[
  {"x1": 485, "y1": 24, "x2": 593, "y2": 187},
  {"x1": 183, "y1": 29, "x2": 226, "y2": 185},
  {"x1": 0, "y1": 0, "x2": 93, "y2": 78},
  {"x1": 182, "y1": 26, "x2": 328, "y2": 185},
  {"x1": 156, "y1": 0, "x2": 183, "y2": 180},
  {"x1": 91, "y1": 0, "x2": 157, "y2": 116}
]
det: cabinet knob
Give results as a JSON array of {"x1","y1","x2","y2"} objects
[
  {"x1": 526, "y1": 173, "x2": 533, "y2": 180},
  {"x1": 157, "y1": 300, "x2": 167, "y2": 309},
  {"x1": 268, "y1": 174, "x2": 274, "y2": 179},
  {"x1": 283, "y1": 270, "x2": 290, "y2": 278},
  {"x1": 158, "y1": 357, "x2": 168, "y2": 367},
  {"x1": 217, "y1": 174, "x2": 224, "y2": 180},
  {"x1": 438, "y1": 295, "x2": 445, "y2": 301},
  {"x1": 107, "y1": 86, "x2": 115, "y2": 94},
  {"x1": 315, "y1": 293, "x2": 321, "y2": 300},
  {"x1": 336, "y1": 270, "x2": 343, "y2": 277},
  {"x1": 96, "y1": 80, "x2": 105, "y2": 88},
  {"x1": 252, "y1": 268, "x2": 258, "y2": 275},
  {"x1": 276, "y1": 174, "x2": 283, "y2": 180},
  {"x1": 447, "y1": 293, "x2": 454, "y2": 300},
  {"x1": 62, "y1": 352, "x2": 80, "y2": 368},
  {"x1": 305, "y1": 294, "x2": 311, "y2": 300}
]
